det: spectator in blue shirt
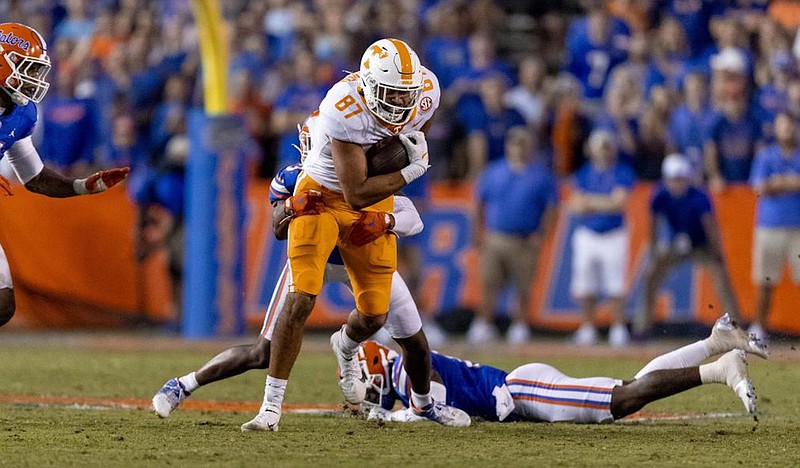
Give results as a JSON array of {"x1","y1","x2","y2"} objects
[
  {"x1": 704, "y1": 48, "x2": 762, "y2": 189},
  {"x1": 458, "y1": 75, "x2": 526, "y2": 178},
  {"x1": 749, "y1": 112, "x2": 800, "y2": 341},
  {"x1": 40, "y1": 74, "x2": 98, "y2": 176},
  {"x1": 271, "y1": 50, "x2": 327, "y2": 168},
  {"x1": 565, "y1": 6, "x2": 630, "y2": 100},
  {"x1": 668, "y1": 73, "x2": 713, "y2": 181},
  {"x1": 754, "y1": 50, "x2": 795, "y2": 142},
  {"x1": 638, "y1": 153, "x2": 741, "y2": 336},
  {"x1": 504, "y1": 56, "x2": 547, "y2": 129},
  {"x1": 447, "y1": 32, "x2": 516, "y2": 108},
  {"x1": 569, "y1": 130, "x2": 635, "y2": 347},
  {"x1": 53, "y1": 0, "x2": 95, "y2": 41},
  {"x1": 422, "y1": 2, "x2": 470, "y2": 91},
  {"x1": 150, "y1": 75, "x2": 189, "y2": 157},
  {"x1": 659, "y1": 0, "x2": 724, "y2": 58},
  {"x1": 471, "y1": 127, "x2": 558, "y2": 345}
]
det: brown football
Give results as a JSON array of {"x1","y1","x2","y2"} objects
[{"x1": 365, "y1": 135, "x2": 409, "y2": 177}]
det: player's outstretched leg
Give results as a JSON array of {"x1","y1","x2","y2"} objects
[
  {"x1": 614, "y1": 349, "x2": 756, "y2": 419},
  {"x1": 153, "y1": 336, "x2": 271, "y2": 418},
  {"x1": 704, "y1": 313, "x2": 768, "y2": 358},
  {"x1": 633, "y1": 313, "x2": 768, "y2": 379},
  {"x1": 700, "y1": 350, "x2": 757, "y2": 414}
]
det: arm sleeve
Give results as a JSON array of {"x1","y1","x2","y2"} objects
[
  {"x1": 392, "y1": 195, "x2": 424, "y2": 237},
  {"x1": 5, "y1": 136, "x2": 45, "y2": 183},
  {"x1": 268, "y1": 167, "x2": 293, "y2": 203}
]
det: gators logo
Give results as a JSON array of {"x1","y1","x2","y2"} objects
[{"x1": 0, "y1": 31, "x2": 31, "y2": 51}]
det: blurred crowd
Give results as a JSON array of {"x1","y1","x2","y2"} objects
[{"x1": 3, "y1": 0, "x2": 799, "y2": 343}]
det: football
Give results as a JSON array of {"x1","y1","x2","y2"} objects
[{"x1": 365, "y1": 135, "x2": 409, "y2": 177}]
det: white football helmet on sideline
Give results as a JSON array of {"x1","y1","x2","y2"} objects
[{"x1": 359, "y1": 38, "x2": 424, "y2": 125}]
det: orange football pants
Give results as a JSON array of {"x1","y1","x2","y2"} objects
[{"x1": 288, "y1": 173, "x2": 396, "y2": 315}]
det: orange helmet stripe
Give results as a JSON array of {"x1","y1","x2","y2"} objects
[{"x1": 387, "y1": 38, "x2": 413, "y2": 76}]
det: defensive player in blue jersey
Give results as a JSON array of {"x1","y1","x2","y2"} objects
[
  {"x1": 360, "y1": 314, "x2": 768, "y2": 424},
  {"x1": 0, "y1": 23, "x2": 129, "y2": 327},
  {"x1": 153, "y1": 119, "x2": 469, "y2": 428}
]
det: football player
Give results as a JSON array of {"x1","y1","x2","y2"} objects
[
  {"x1": 0, "y1": 23, "x2": 129, "y2": 327},
  {"x1": 153, "y1": 116, "x2": 469, "y2": 429},
  {"x1": 253, "y1": 38, "x2": 467, "y2": 431},
  {"x1": 361, "y1": 314, "x2": 768, "y2": 424}
]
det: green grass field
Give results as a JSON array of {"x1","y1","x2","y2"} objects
[{"x1": 1, "y1": 332, "x2": 799, "y2": 467}]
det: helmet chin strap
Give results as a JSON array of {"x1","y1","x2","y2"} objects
[
  {"x1": 0, "y1": 86, "x2": 29, "y2": 106},
  {"x1": 11, "y1": 91, "x2": 29, "y2": 106}
]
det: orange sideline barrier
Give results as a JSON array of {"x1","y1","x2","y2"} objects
[{"x1": 0, "y1": 181, "x2": 797, "y2": 334}]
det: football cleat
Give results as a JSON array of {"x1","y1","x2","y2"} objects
[
  {"x1": 608, "y1": 323, "x2": 630, "y2": 348},
  {"x1": 413, "y1": 402, "x2": 471, "y2": 427},
  {"x1": 748, "y1": 322, "x2": 768, "y2": 343},
  {"x1": 240, "y1": 407, "x2": 281, "y2": 432},
  {"x1": 466, "y1": 319, "x2": 498, "y2": 345},
  {"x1": 331, "y1": 326, "x2": 367, "y2": 404},
  {"x1": 718, "y1": 350, "x2": 757, "y2": 414},
  {"x1": 706, "y1": 314, "x2": 769, "y2": 359},
  {"x1": 506, "y1": 322, "x2": 531, "y2": 345},
  {"x1": 152, "y1": 378, "x2": 190, "y2": 418},
  {"x1": 571, "y1": 323, "x2": 598, "y2": 347}
]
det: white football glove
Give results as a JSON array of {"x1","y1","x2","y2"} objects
[{"x1": 398, "y1": 131, "x2": 430, "y2": 184}]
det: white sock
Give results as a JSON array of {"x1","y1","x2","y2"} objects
[
  {"x1": 634, "y1": 341, "x2": 711, "y2": 379},
  {"x1": 178, "y1": 372, "x2": 199, "y2": 393},
  {"x1": 263, "y1": 375, "x2": 288, "y2": 411},
  {"x1": 339, "y1": 327, "x2": 361, "y2": 357},
  {"x1": 410, "y1": 390, "x2": 432, "y2": 411},
  {"x1": 699, "y1": 360, "x2": 725, "y2": 385}
]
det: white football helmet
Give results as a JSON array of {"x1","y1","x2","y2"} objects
[{"x1": 359, "y1": 38, "x2": 423, "y2": 125}]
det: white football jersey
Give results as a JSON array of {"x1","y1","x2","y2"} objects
[{"x1": 303, "y1": 66, "x2": 441, "y2": 192}]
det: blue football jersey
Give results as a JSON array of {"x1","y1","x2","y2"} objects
[
  {"x1": 269, "y1": 163, "x2": 343, "y2": 265},
  {"x1": 391, "y1": 351, "x2": 509, "y2": 421},
  {"x1": 269, "y1": 163, "x2": 303, "y2": 204},
  {"x1": 0, "y1": 101, "x2": 37, "y2": 154}
]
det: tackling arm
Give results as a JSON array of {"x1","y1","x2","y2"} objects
[{"x1": 6, "y1": 136, "x2": 128, "y2": 198}]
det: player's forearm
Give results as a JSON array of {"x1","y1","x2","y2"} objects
[
  {"x1": 341, "y1": 172, "x2": 406, "y2": 210},
  {"x1": 24, "y1": 167, "x2": 80, "y2": 198}
]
